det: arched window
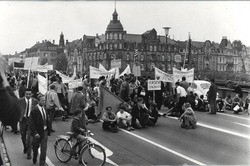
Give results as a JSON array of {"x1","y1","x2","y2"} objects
[
  {"x1": 114, "y1": 33, "x2": 118, "y2": 40},
  {"x1": 109, "y1": 33, "x2": 113, "y2": 40},
  {"x1": 119, "y1": 33, "x2": 123, "y2": 40},
  {"x1": 119, "y1": 43, "x2": 122, "y2": 49}
]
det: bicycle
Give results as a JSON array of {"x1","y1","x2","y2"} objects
[{"x1": 54, "y1": 130, "x2": 106, "y2": 166}]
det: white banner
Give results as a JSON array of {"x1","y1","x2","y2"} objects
[
  {"x1": 119, "y1": 64, "x2": 131, "y2": 77},
  {"x1": 68, "y1": 79, "x2": 82, "y2": 89},
  {"x1": 56, "y1": 70, "x2": 73, "y2": 83},
  {"x1": 36, "y1": 64, "x2": 53, "y2": 72},
  {"x1": 38, "y1": 74, "x2": 47, "y2": 95},
  {"x1": 154, "y1": 67, "x2": 173, "y2": 82},
  {"x1": 23, "y1": 57, "x2": 39, "y2": 70},
  {"x1": 148, "y1": 80, "x2": 161, "y2": 90},
  {"x1": 111, "y1": 59, "x2": 121, "y2": 69},
  {"x1": 173, "y1": 68, "x2": 194, "y2": 83},
  {"x1": 133, "y1": 66, "x2": 141, "y2": 77},
  {"x1": 89, "y1": 66, "x2": 115, "y2": 79},
  {"x1": 99, "y1": 63, "x2": 107, "y2": 71}
]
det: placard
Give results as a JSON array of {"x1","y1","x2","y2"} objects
[{"x1": 147, "y1": 80, "x2": 161, "y2": 90}]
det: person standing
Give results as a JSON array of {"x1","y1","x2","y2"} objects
[
  {"x1": 30, "y1": 94, "x2": 50, "y2": 166},
  {"x1": 155, "y1": 76, "x2": 165, "y2": 110},
  {"x1": 175, "y1": 82, "x2": 187, "y2": 116},
  {"x1": 18, "y1": 88, "x2": 38, "y2": 159},
  {"x1": 46, "y1": 84, "x2": 64, "y2": 132},
  {"x1": 180, "y1": 76, "x2": 189, "y2": 92},
  {"x1": 119, "y1": 77, "x2": 131, "y2": 102},
  {"x1": 70, "y1": 86, "x2": 86, "y2": 115},
  {"x1": 207, "y1": 78, "x2": 218, "y2": 114}
]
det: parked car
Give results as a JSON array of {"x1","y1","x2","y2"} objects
[{"x1": 188, "y1": 80, "x2": 211, "y2": 100}]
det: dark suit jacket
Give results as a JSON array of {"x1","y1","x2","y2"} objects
[
  {"x1": 0, "y1": 86, "x2": 21, "y2": 126},
  {"x1": 18, "y1": 97, "x2": 38, "y2": 121},
  {"x1": 30, "y1": 105, "x2": 50, "y2": 138}
]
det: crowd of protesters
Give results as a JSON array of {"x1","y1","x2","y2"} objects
[{"x1": 1, "y1": 58, "x2": 250, "y2": 165}]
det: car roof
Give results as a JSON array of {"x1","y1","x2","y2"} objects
[{"x1": 193, "y1": 80, "x2": 211, "y2": 84}]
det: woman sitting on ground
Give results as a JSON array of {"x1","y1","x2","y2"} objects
[
  {"x1": 102, "y1": 106, "x2": 118, "y2": 133},
  {"x1": 179, "y1": 102, "x2": 197, "y2": 129}
]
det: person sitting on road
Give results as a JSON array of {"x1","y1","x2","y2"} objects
[
  {"x1": 85, "y1": 100, "x2": 99, "y2": 123},
  {"x1": 102, "y1": 106, "x2": 118, "y2": 133},
  {"x1": 179, "y1": 102, "x2": 197, "y2": 129},
  {"x1": 148, "y1": 103, "x2": 159, "y2": 125},
  {"x1": 195, "y1": 94, "x2": 205, "y2": 112},
  {"x1": 222, "y1": 95, "x2": 233, "y2": 111},
  {"x1": 232, "y1": 93, "x2": 244, "y2": 114},
  {"x1": 216, "y1": 94, "x2": 224, "y2": 112},
  {"x1": 117, "y1": 104, "x2": 134, "y2": 131},
  {"x1": 71, "y1": 109, "x2": 87, "y2": 164},
  {"x1": 244, "y1": 92, "x2": 250, "y2": 115}
]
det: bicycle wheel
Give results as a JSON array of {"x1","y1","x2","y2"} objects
[
  {"x1": 80, "y1": 143, "x2": 106, "y2": 166},
  {"x1": 54, "y1": 138, "x2": 72, "y2": 163}
]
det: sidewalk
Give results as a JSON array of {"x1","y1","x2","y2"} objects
[{"x1": 2, "y1": 128, "x2": 41, "y2": 166}]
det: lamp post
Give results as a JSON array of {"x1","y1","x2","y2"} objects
[{"x1": 163, "y1": 27, "x2": 171, "y2": 72}]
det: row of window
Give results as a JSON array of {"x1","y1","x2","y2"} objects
[{"x1": 106, "y1": 33, "x2": 123, "y2": 40}]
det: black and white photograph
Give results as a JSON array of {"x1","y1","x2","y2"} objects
[{"x1": 0, "y1": 1, "x2": 250, "y2": 166}]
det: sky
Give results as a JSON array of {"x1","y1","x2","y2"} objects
[{"x1": 0, "y1": 1, "x2": 250, "y2": 55}]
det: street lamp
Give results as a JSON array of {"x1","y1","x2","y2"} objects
[{"x1": 163, "y1": 27, "x2": 171, "y2": 72}]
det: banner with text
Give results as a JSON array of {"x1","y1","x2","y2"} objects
[
  {"x1": 119, "y1": 64, "x2": 131, "y2": 77},
  {"x1": 24, "y1": 57, "x2": 39, "y2": 70},
  {"x1": 147, "y1": 80, "x2": 162, "y2": 91},
  {"x1": 36, "y1": 64, "x2": 53, "y2": 72},
  {"x1": 89, "y1": 66, "x2": 115, "y2": 79},
  {"x1": 55, "y1": 70, "x2": 73, "y2": 83},
  {"x1": 68, "y1": 79, "x2": 82, "y2": 89},
  {"x1": 154, "y1": 67, "x2": 173, "y2": 82},
  {"x1": 173, "y1": 68, "x2": 194, "y2": 83}
]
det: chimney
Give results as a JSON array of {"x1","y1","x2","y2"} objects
[
  {"x1": 53, "y1": 40, "x2": 55, "y2": 44},
  {"x1": 96, "y1": 33, "x2": 98, "y2": 37}
]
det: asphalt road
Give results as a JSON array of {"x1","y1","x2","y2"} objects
[{"x1": 3, "y1": 108, "x2": 250, "y2": 166}]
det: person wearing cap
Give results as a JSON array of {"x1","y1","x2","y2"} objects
[
  {"x1": 179, "y1": 102, "x2": 197, "y2": 129},
  {"x1": 117, "y1": 104, "x2": 134, "y2": 131},
  {"x1": 102, "y1": 106, "x2": 118, "y2": 133}
]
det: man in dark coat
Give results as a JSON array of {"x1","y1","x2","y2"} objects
[
  {"x1": 155, "y1": 76, "x2": 165, "y2": 110},
  {"x1": 207, "y1": 78, "x2": 218, "y2": 114},
  {"x1": 70, "y1": 86, "x2": 86, "y2": 114},
  {"x1": 18, "y1": 88, "x2": 38, "y2": 159},
  {"x1": 30, "y1": 94, "x2": 50, "y2": 166},
  {"x1": 119, "y1": 77, "x2": 130, "y2": 101}
]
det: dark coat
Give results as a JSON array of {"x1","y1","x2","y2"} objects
[
  {"x1": 18, "y1": 97, "x2": 38, "y2": 121},
  {"x1": 30, "y1": 105, "x2": 50, "y2": 138},
  {"x1": 119, "y1": 81, "x2": 130, "y2": 101},
  {"x1": 207, "y1": 82, "x2": 217, "y2": 101},
  {"x1": 71, "y1": 116, "x2": 87, "y2": 137},
  {"x1": 0, "y1": 86, "x2": 21, "y2": 126}
]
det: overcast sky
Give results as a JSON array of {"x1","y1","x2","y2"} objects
[{"x1": 0, "y1": 1, "x2": 250, "y2": 55}]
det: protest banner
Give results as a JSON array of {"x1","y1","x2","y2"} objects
[
  {"x1": 36, "y1": 64, "x2": 53, "y2": 72},
  {"x1": 13, "y1": 62, "x2": 24, "y2": 69},
  {"x1": 89, "y1": 66, "x2": 115, "y2": 79},
  {"x1": 173, "y1": 68, "x2": 194, "y2": 83},
  {"x1": 99, "y1": 63, "x2": 108, "y2": 71},
  {"x1": 55, "y1": 70, "x2": 73, "y2": 83},
  {"x1": 68, "y1": 79, "x2": 82, "y2": 89},
  {"x1": 133, "y1": 66, "x2": 141, "y2": 77},
  {"x1": 148, "y1": 80, "x2": 161, "y2": 91},
  {"x1": 37, "y1": 74, "x2": 47, "y2": 95},
  {"x1": 111, "y1": 59, "x2": 121, "y2": 69},
  {"x1": 154, "y1": 67, "x2": 173, "y2": 82},
  {"x1": 23, "y1": 57, "x2": 39, "y2": 70}
]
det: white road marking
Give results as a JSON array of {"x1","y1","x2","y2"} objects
[
  {"x1": 120, "y1": 128, "x2": 206, "y2": 165},
  {"x1": 234, "y1": 122, "x2": 250, "y2": 128},
  {"x1": 217, "y1": 112, "x2": 250, "y2": 120},
  {"x1": 163, "y1": 115, "x2": 250, "y2": 139},
  {"x1": 38, "y1": 148, "x2": 55, "y2": 166}
]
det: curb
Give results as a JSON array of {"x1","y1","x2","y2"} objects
[{"x1": 0, "y1": 124, "x2": 11, "y2": 166}]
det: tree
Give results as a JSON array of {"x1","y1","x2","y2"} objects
[
  {"x1": 232, "y1": 40, "x2": 243, "y2": 52},
  {"x1": 54, "y1": 54, "x2": 68, "y2": 71}
]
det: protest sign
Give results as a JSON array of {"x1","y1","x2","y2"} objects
[{"x1": 148, "y1": 80, "x2": 161, "y2": 91}]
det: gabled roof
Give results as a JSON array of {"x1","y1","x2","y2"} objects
[
  {"x1": 68, "y1": 39, "x2": 82, "y2": 49},
  {"x1": 30, "y1": 41, "x2": 58, "y2": 50},
  {"x1": 176, "y1": 40, "x2": 204, "y2": 48},
  {"x1": 124, "y1": 34, "x2": 142, "y2": 43}
]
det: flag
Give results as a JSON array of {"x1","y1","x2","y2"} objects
[
  {"x1": 119, "y1": 64, "x2": 131, "y2": 77},
  {"x1": 98, "y1": 84, "x2": 124, "y2": 116},
  {"x1": 37, "y1": 74, "x2": 47, "y2": 95},
  {"x1": 188, "y1": 32, "x2": 192, "y2": 65},
  {"x1": 56, "y1": 70, "x2": 73, "y2": 83},
  {"x1": 134, "y1": 49, "x2": 138, "y2": 58}
]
